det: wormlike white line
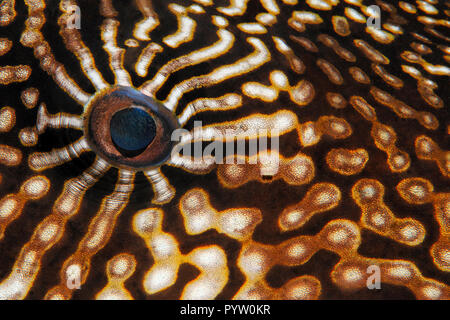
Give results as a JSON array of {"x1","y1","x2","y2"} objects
[
  {"x1": 134, "y1": 16, "x2": 159, "y2": 41},
  {"x1": 164, "y1": 37, "x2": 271, "y2": 111},
  {"x1": 53, "y1": 65, "x2": 91, "y2": 105},
  {"x1": 168, "y1": 150, "x2": 217, "y2": 174},
  {"x1": 36, "y1": 104, "x2": 83, "y2": 133},
  {"x1": 133, "y1": 0, "x2": 160, "y2": 41},
  {"x1": 178, "y1": 94, "x2": 242, "y2": 126},
  {"x1": 135, "y1": 43, "x2": 163, "y2": 78}
]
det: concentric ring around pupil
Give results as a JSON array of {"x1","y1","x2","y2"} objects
[{"x1": 110, "y1": 107, "x2": 156, "y2": 156}]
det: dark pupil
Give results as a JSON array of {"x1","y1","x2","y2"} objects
[{"x1": 110, "y1": 107, "x2": 156, "y2": 157}]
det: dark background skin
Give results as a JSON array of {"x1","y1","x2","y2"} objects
[{"x1": 0, "y1": 0, "x2": 448, "y2": 299}]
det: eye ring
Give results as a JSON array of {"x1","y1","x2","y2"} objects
[{"x1": 83, "y1": 86, "x2": 180, "y2": 170}]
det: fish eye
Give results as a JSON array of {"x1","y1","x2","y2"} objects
[{"x1": 84, "y1": 86, "x2": 180, "y2": 170}]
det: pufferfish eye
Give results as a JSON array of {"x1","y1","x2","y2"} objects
[{"x1": 84, "y1": 86, "x2": 180, "y2": 170}]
